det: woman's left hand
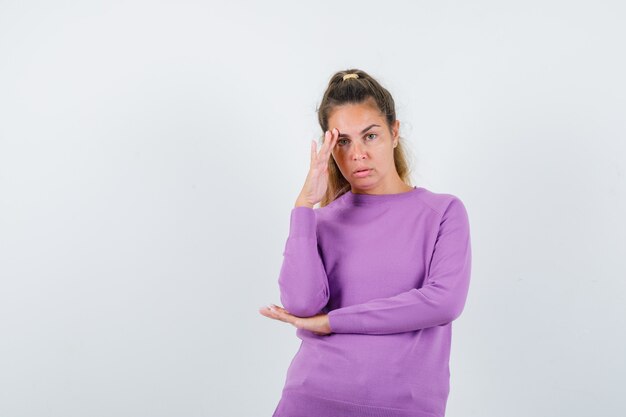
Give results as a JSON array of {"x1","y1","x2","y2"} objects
[{"x1": 259, "y1": 304, "x2": 332, "y2": 336}]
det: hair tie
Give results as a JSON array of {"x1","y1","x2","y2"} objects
[{"x1": 342, "y1": 73, "x2": 359, "y2": 81}]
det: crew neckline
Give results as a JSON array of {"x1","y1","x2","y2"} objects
[{"x1": 343, "y1": 185, "x2": 424, "y2": 205}]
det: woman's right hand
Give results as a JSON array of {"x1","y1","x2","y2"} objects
[{"x1": 295, "y1": 128, "x2": 339, "y2": 208}]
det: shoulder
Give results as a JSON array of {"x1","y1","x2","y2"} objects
[
  {"x1": 413, "y1": 187, "x2": 469, "y2": 218},
  {"x1": 291, "y1": 194, "x2": 345, "y2": 215},
  {"x1": 311, "y1": 193, "x2": 348, "y2": 219}
]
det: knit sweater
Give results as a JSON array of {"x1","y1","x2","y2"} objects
[{"x1": 272, "y1": 186, "x2": 472, "y2": 417}]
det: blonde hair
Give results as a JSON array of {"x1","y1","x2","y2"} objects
[{"x1": 316, "y1": 69, "x2": 412, "y2": 207}]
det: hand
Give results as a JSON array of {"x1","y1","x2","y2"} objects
[
  {"x1": 258, "y1": 304, "x2": 332, "y2": 336},
  {"x1": 295, "y1": 128, "x2": 339, "y2": 208}
]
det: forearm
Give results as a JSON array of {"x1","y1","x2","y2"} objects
[{"x1": 277, "y1": 206, "x2": 330, "y2": 317}]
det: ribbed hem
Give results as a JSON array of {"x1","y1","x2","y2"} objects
[
  {"x1": 272, "y1": 389, "x2": 441, "y2": 417},
  {"x1": 288, "y1": 206, "x2": 316, "y2": 239}
]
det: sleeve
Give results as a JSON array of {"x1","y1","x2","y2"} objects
[
  {"x1": 277, "y1": 206, "x2": 330, "y2": 318},
  {"x1": 327, "y1": 197, "x2": 472, "y2": 335}
]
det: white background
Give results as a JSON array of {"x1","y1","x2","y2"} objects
[{"x1": 1, "y1": 1, "x2": 625, "y2": 416}]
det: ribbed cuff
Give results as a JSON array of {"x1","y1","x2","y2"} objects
[
  {"x1": 288, "y1": 206, "x2": 316, "y2": 239},
  {"x1": 327, "y1": 309, "x2": 364, "y2": 334}
]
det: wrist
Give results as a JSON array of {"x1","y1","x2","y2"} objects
[{"x1": 295, "y1": 197, "x2": 314, "y2": 208}]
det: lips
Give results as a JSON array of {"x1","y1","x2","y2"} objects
[{"x1": 353, "y1": 167, "x2": 372, "y2": 178}]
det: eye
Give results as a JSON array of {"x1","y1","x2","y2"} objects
[
  {"x1": 337, "y1": 139, "x2": 349, "y2": 146},
  {"x1": 366, "y1": 133, "x2": 377, "y2": 140}
]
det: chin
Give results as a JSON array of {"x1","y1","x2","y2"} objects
[{"x1": 350, "y1": 180, "x2": 376, "y2": 190}]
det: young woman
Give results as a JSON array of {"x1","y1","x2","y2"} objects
[{"x1": 259, "y1": 69, "x2": 472, "y2": 417}]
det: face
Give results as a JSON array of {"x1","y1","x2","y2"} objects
[{"x1": 328, "y1": 99, "x2": 401, "y2": 193}]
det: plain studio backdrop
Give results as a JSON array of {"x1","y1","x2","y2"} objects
[{"x1": 1, "y1": 1, "x2": 625, "y2": 416}]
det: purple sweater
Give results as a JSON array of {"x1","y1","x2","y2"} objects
[{"x1": 272, "y1": 186, "x2": 472, "y2": 417}]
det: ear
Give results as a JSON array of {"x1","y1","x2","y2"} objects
[{"x1": 392, "y1": 119, "x2": 400, "y2": 147}]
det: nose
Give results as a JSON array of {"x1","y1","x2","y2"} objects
[{"x1": 351, "y1": 142, "x2": 366, "y2": 160}]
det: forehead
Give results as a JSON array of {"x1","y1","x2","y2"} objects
[{"x1": 328, "y1": 101, "x2": 385, "y2": 130}]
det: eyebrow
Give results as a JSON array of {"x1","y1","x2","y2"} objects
[{"x1": 337, "y1": 124, "x2": 381, "y2": 138}]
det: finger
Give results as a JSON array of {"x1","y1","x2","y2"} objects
[
  {"x1": 271, "y1": 304, "x2": 289, "y2": 315},
  {"x1": 269, "y1": 304, "x2": 287, "y2": 317},
  {"x1": 312, "y1": 132, "x2": 325, "y2": 167},
  {"x1": 262, "y1": 306, "x2": 283, "y2": 320},
  {"x1": 320, "y1": 131, "x2": 330, "y2": 155},
  {"x1": 322, "y1": 128, "x2": 337, "y2": 159},
  {"x1": 319, "y1": 131, "x2": 332, "y2": 162},
  {"x1": 259, "y1": 306, "x2": 278, "y2": 319},
  {"x1": 310, "y1": 139, "x2": 316, "y2": 166},
  {"x1": 269, "y1": 307, "x2": 295, "y2": 325},
  {"x1": 328, "y1": 127, "x2": 339, "y2": 152}
]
